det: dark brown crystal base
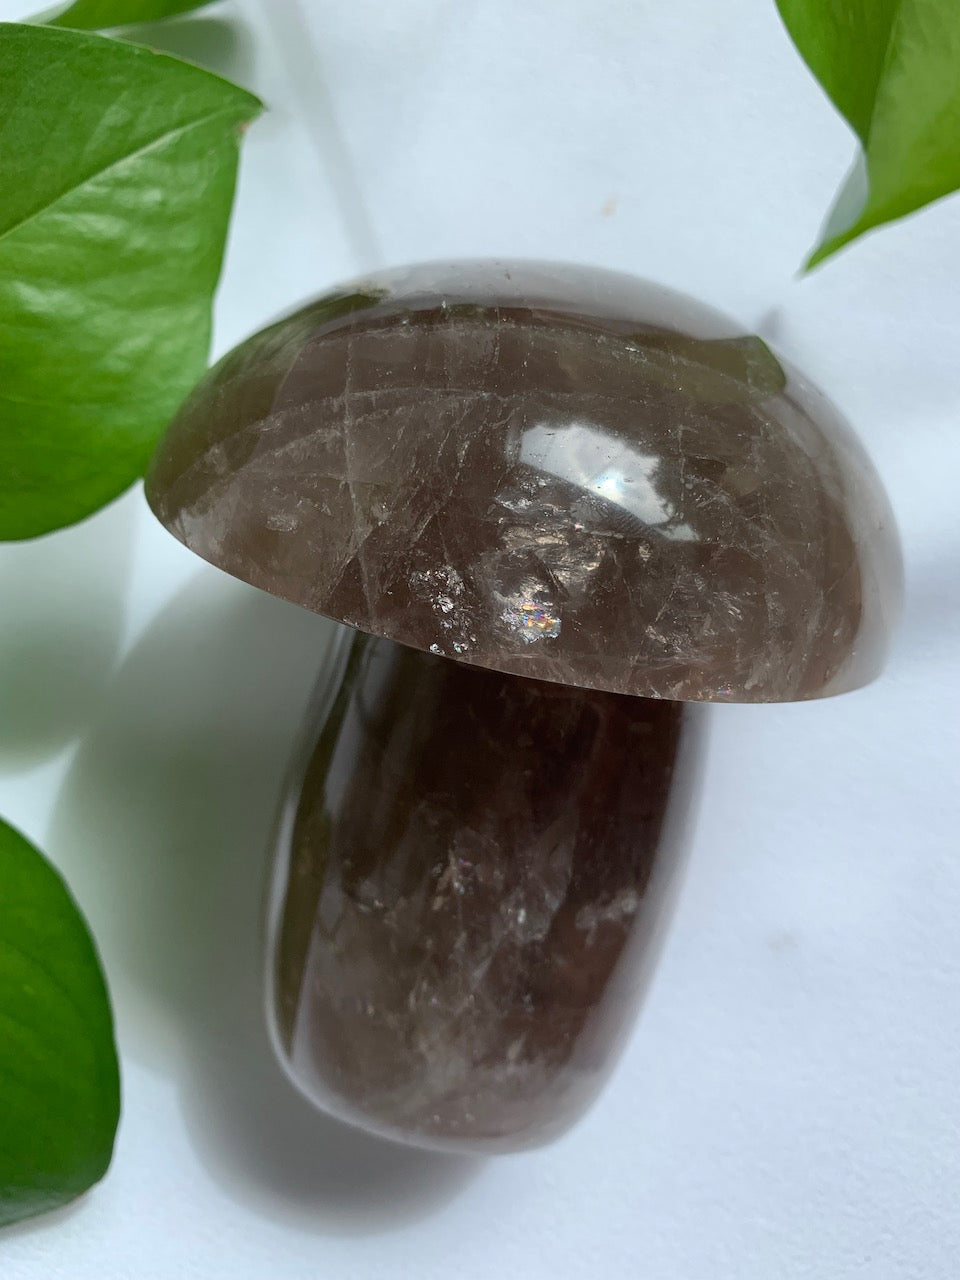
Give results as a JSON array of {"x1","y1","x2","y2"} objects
[{"x1": 267, "y1": 630, "x2": 703, "y2": 1154}]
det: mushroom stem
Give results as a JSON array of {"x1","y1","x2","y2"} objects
[{"x1": 265, "y1": 627, "x2": 705, "y2": 1153}]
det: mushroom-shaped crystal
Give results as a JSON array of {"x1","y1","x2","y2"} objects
[{"x1": 146, "y1": 261, "x2": 901, "y2": 1152}]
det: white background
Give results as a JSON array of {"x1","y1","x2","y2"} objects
[{"x1": 1, "y1": 1, "x2": 959, "y2": 1276}]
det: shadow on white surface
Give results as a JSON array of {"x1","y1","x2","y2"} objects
[
  {"x1": 50, "y1": 571, "x2": 482, "y2": 1233},
  {"x1": 0, "y1": 494, "x2": 134, "y2": 770},
  {"x1": 121, "y1": 14, "x2": 255, "y2": 84},
  {"x1": 0, "y1": 1192, "x2": 92, "y2": 1245},
  {"x1": 268, "y1": 0, "x2": 384, "y2": 272}
]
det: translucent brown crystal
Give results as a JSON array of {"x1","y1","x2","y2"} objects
[
  {"x1": 147, "y1": 260, "x2": 901, "y2": 704},
  {"x1": 267, "y1": 631, "x2": 702, "y2": 1152},
  {"x1": 144, "y1": 261, "x2": 902, "y2": 1154}
]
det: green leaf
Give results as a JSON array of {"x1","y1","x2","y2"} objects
[
  {"x1": 0, "y1": 24, "x2": 261, "y2": 540},
  {"x1": 0, "y1": 818, "x2": 119, "y2": 1227},
  {"x1": 40, "y1": 0, "x2": 216, "y2": 28},
  {"x1": 776, "y1": 0, "x2": 960, "y2": 267}
]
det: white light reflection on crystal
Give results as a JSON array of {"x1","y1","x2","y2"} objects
[{"x1": 520, "y1": 421, "x2": 698, "y2": 541}]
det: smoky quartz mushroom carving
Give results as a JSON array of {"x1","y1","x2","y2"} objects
[{"x1": 145, "y1": 261, "x2": 901, "y2": 1154}]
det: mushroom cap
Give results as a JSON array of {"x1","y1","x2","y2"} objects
[{"x1": 146, "y1": 260, "x2": 902, "y2": 703}]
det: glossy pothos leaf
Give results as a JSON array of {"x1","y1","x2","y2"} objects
[
  {"x1": 40, "y1": 0, "x2": 216, "y2": 28},
  {"x1": 776, "y1": 0, "x2": 960, "y2": 267},
  {"x1": 0, "y1": 818, "x2": 119, "y2": 1227},
  {"x1": 0, "y1": 23, "x2": 261, "y2": 539}
]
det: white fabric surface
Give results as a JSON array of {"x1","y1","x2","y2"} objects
[{"x1": 1, "y1": 1, "x2": 958, "y2": 1276}]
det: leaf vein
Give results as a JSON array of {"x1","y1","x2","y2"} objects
[{"x1": 0, "y1": 102, "x2": 249, "y2": 247}]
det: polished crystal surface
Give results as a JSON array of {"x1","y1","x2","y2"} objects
[
  {"x1": 267, "y1": 630, "x2": 702, "y2": 1153},
  {"x1": 146, "y1": 260, "x2": 901, "y2": 703}
]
